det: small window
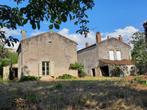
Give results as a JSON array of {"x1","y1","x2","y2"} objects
[
  {"x1": 109, "y1": 51, "x2": 114, "y2": 60},
  {"x1": 116, "y1": 51, "x2": 121, "y2": 60},
  {"x1": 42, "y1": 61, "x2": 49, "y2": 75}
]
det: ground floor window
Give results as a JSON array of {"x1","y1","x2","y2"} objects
[{"x1": 42, "y1": 61, "x2": 49, "y2": 75}]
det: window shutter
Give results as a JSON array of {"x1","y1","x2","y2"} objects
[
  {"x1": 116, "y1": 51, "x2": 121, "y2": 60},
  {"x1": 109, "y1": 51, "x2": 114, "y2": 60},
  {"x1": 49, "y1": 61, "x2": 55, "y2": 76},
  {"x1": 39, "y1": 62, "x2": 42, "y2": 76}
]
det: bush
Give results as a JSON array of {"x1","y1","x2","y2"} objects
[
  {"x1": 134, "y1": 76, "x2": 147, "y2": 85},
  {"x1": 70, "y1": 62, "x2": 86, "y2": 77},
  {"x1": 57, "y1": 74, "x2": 76, "y2": 79},
  {"x1": 20, "y1": 76, "x2": 40, "y2": 82}
]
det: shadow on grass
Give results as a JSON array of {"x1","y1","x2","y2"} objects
[{"x1": 0, "y1": 80, "x2": 147, "y2": 110}]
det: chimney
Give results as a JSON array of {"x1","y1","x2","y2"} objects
[
  {"x1": 96, "y1": 32, "x2": 101, "y2": 43},
  {"x1": 85, "y1": 42, "x2": 89, "y2": 47},
  {"x1": 118, "y1": 35, "x2": 123, "y2": 42},
  {"x1": 107, "y1": 36, "x2": 110, "y2": 40},
  {"x1": 21, "y1": 30, "x2": 27, "y2": 40}
]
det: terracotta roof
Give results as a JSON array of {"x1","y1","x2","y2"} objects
[
  {"x1": 77, "y1": 37, "x2": 131, "y2": 53},
  {"x1": 99, "y1": 59, "x2": 134, "y2": 65},
  {"x1": 77, "y1": 44, "x2": 96, "y2": 53}
]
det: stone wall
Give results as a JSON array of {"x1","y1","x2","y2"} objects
[{"x1": 18, "y1": 33, "x2": 77, "y2": 78}]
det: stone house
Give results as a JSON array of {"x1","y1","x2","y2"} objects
[
  {"x1": 16, "y1": 31, "x2": 78, "y2": 79},
  {"x1": 77, "y1": 32, "x2": 135, "y2": 77}
]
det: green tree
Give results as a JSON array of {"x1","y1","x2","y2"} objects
[
  {"x1": 0, "y1": 45, "x2": 18, "y2": 68},
  {"x1": 131, "y1": 32, "x2": 147, "y2": 74},
  {"x1": 70, "y1": 62, "x2": 86, "y2": 77},
  {"x1": 0, "y1": 0, "x2": 95, "y2": 45}
]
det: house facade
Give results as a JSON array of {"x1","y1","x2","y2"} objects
[
  {"x1": 17, "y1": 31, "x2": 78, "y2": 79},
  {"x1": 77, "y1": 32, "x2": 135, "y2": 77}
]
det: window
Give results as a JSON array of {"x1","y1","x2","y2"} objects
[
  {"x1": 116, "y1": 51, "x2": 121, "y2": 60},
  {"x1": 109, "y1": 51, "x2": 114, "y2": 60},
  {"x1": 42, "y1": 61, "x2": 49, "y2": 75}
]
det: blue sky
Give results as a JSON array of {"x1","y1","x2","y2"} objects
[{"x1": 1, "y1": 0, "x2": 147, "y2": 49}]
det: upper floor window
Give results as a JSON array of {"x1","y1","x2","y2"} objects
[
  {"x1": 109, "y1": 51, "x2": 114, "y2": 60},
  {"x1": 116, "y1": 51, "x2": 121, "y2": 60},
  {"x1": 109, "y1": 50, "x2": 122, "y2": 60}
]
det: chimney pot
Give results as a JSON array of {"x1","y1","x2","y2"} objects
[
  {"x1": 96, "y1": 32, "x2": 102, "y2": 43},
  {"x1": 118, "y1": 35, "x2": 123, "y2": 42},
  {"x1": 21, "y1": 30, "x2": 27, "y2": 40},
  {"x1": 85, "y1": 42, "x2": 89, "y2": 47}
]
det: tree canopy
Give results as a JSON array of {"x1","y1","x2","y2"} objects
[
  {"x1": 0, "y1": 45, "x2": 18, "y2": 68},
  {"x1": 131, "y1": 32, "x2": 147, "y2": 74},
  {"x1": 0, "y1": 0, "x2": 94, "y2": 46}
]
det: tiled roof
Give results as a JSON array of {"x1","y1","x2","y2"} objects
[
  {"x1": 99, "y1": 59, "x2": 134, "y2": 65},
  {"x1": 77, "y1": 44, "x2": 96, "y2": 53}
]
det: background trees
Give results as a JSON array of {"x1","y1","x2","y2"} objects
[{"x1": 131, "y1": 32, "x2": 147, "y2": 74}]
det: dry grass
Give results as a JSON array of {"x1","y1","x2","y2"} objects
[{"x1": 0, "y1": 77, "x2": 147, "y2": 110}]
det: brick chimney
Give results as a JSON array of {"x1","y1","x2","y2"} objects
[
  {"x1": 96, "y1": 32, "x2": 101, "y2": 43},
  {"x1": 118, "y1": 35, "x2": 123, "y2": 42},
  {"x1": 107, "y1": 36, "x2": 110, "y2": 40},
  {"x1": 21, "y1": 30, "x2": 27, "y2": 40},
  {"x1": 85, "y1": 42, "x2": 89, "y2": 47}
]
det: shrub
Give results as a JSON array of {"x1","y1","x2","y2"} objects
[
  {"x1": 54, "y1": 83, "x2": 63, "y2": 89},
  {"x1": 57, "y1": 74, "x2": 76, "y2": 79},
  {"x1": 111, "y1": 65, "x2": 123, "y2": 77},
  {"x1": 70, "y1": 62, "x2": 86, "y2": 77},
  {"x1": 20, "y1": 76, "x2": 40, "y2": 82},
  {"x1": 134, "y1": 76, "x2": 147, "y2": 85}
]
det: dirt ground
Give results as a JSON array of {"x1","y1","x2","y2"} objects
[{"x1": 0, "y1": 78, "x2": 147, "y2": 110}]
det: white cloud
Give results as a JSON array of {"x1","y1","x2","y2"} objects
[
  {"x1": 105, "y1": 26, "x2": 139, "y2": 43},
  {"x1": 58, "y1": 28, "x2": 96, "y2": 50},
  {"x1": 58, "y1": 26, "x2": 139, "y2": 50},
  {"x1": 0, "y1": 27, "x2": 20, "y2": 51},
  {"x1": 30, "y1": 30, "x2": 45, "y2": 36},
  {"x1": 0, "y1": 27, "x2": 21, "y2": 37}
]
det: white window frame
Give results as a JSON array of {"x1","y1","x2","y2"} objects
[
  {"x1": 42, "y1": 61, "x2": 49, "y2": 75},
  {"x1": 116, "y1": 51, "x2": 121, "y2": 60},
  {"x1": 109, "y1": 50, "x2": 115, "y2": 60}
]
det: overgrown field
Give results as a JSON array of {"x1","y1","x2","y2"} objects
[{"x1": 0, "y1": 77, "x2": 147, "y2": 110}]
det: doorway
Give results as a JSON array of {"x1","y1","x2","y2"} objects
[
  {"x1": 9, "y1": 68, "x2": 18, "y2": 80},
  {"x1": 92, "y1": 68, "x2": 96, "y2": 77},
  {"x1": 100, "y1": 66, "x2": 109, "y2": 76}
]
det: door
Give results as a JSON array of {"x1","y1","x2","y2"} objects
[{"x1": 92, "y1": 68, "x2": 96, "y2": 77}]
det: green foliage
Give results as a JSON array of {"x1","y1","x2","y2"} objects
[
  {"x1": 131, "y1": 32, "x2": 147, "y2": 74},
  {"x1": 134, "y1": 76, "x2": 147, "y2": 85},
  {"x1": 0, "y1": 0, "x2": 95, "y2": 45},
  {"x1": 54, "y1": 83, "x2": 63, "y2": 89},
  {"x1": 57, "y1": 74, "x2": 76, "y2": 79},
  {"x1": 70, "y1": 63, "x2": 86, "y2": 77},
  {"x1": 111, "y1": 65, "x2": 122, "y2": 77},
  {"x1": 20, "y1": 76, "x2": 40, "y2": 82},
  {"x1": 25, "y1": 93, "x2": 38, "y2": 103},
  {"x1": 0, "y1": 46, "x2": 18, "y2": 68}
]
